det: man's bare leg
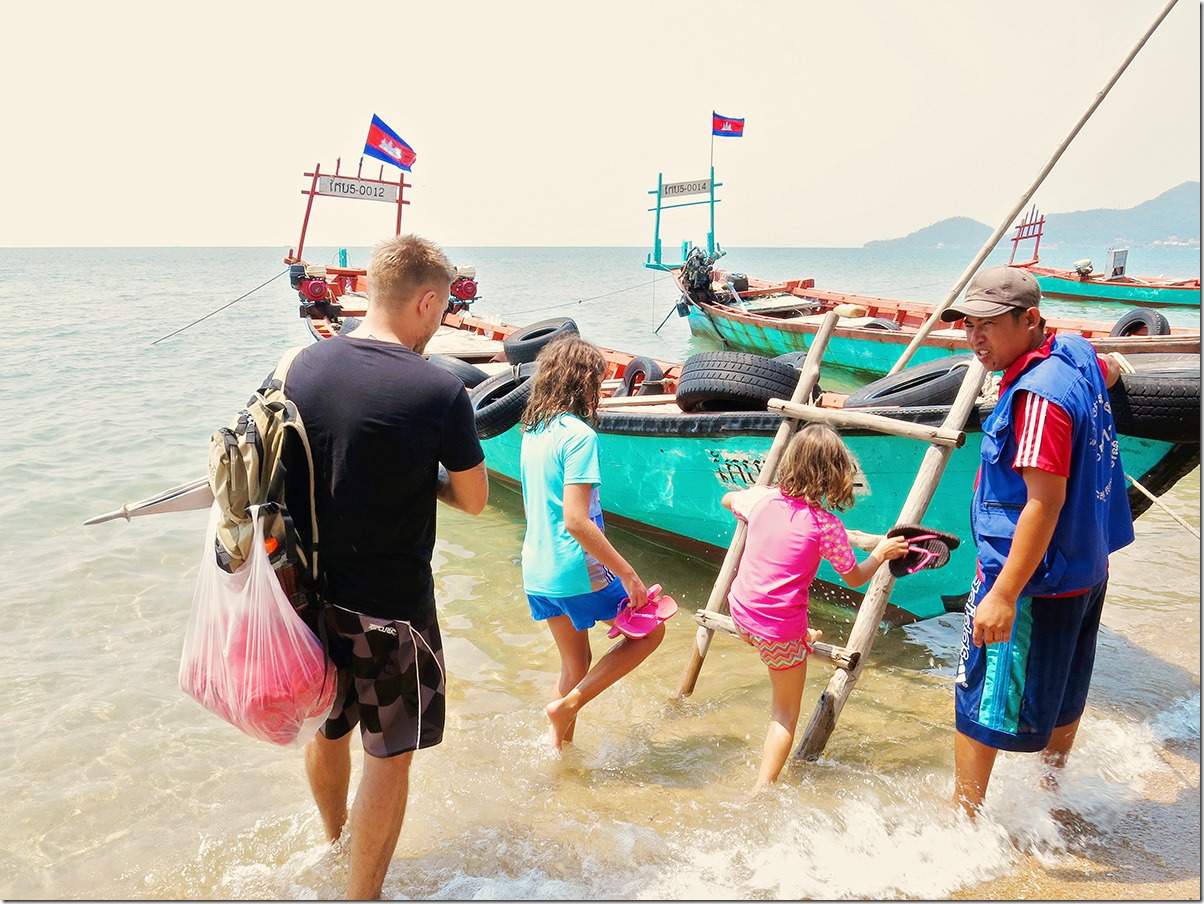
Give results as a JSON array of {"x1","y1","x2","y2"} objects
[
  {"x1": 953, "y1": 729, "x2": 999, "y2": 816},
  {"x1": 1040, "y1": 717, "x2": 1081, "y2": 790},
  {"x1": 305, "y1": 731, "x2": 352, "y2": 843},
  {"x1": 346, "y1": 750, "x2": 414, "y2": 899}
]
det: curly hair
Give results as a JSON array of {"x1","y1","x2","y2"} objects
[
  {"x1": 521, "y1": 337, "x2": 607, "y2": 432},
  {"x1": 776, "y1": 424, "x2": 858, "y2": 512}
]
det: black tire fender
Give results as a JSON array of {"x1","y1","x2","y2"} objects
[
  {"x1": 1109, "y1": 370, "x2": 1200, "y2": 442},
  {"x1": 845, "y1": 355, "x2": 974, "y2": 409},
  {"x1": 502, "y1": 317, "x2": 579, "y2": 365},
  {"x1": 772, "y1": 350, "x2": 824, "y2": 395},
  {"x1": 469, "y1": 364, "x2": 538, "y2": 439},
  {"x1": 1109, "y1": 308, "x2": 1171, "y2": 338},
  {"x1": 615, "y1": 356, "x2": 666, "y2": 397},
  {"x1": 861, "y1": 317, "x2": 901, "y2": 331},
  {"x1": 428, "y1": 354, "x2": 489, "y2": 389},
  {"x1": 676, "y1": 351, "x2": 806, "y2": 412}
]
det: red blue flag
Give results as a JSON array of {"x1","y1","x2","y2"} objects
[
  {"x1": 712, "y1": 112, "x2": 745, "y2": 138},
  {"x1": 364, "y1": 114, "x2": 417, "y2": 171}
]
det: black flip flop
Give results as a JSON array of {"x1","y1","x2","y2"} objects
[{"x1": 886, "y1": 524, "x2": 961, "y2": 578}]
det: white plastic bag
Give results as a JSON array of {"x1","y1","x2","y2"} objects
[{"x1": 179, "y1": 503, "x2": 335, "y2": 746}]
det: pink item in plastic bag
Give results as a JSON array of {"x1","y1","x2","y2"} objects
[
  {"x1": 179, "y1": 505, "x2": 335, "y2": 746},
  {"x1": 607, "y1": 583, "x2": 679, "y2": 639}
]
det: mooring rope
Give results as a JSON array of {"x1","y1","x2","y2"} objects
[
  {"x1": 496, "y1": 274, "x2": 675, "y2": 320},
  {"x1": 1126, "y1": 473, "x2": 1200, "y2": 539},
  {"x1": 150, "y1": 268, "x2": 289, "y2": 346}
]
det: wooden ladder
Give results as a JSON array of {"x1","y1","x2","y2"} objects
[{"x1": 675, "y1": 309, "x2": 987, "y2": 761}]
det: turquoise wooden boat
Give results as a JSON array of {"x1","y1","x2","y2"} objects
[
  {"x1": 1006, "y1": 208, "x2": 1200, "y2": 308},
  {"x1": 1017, "y1": 263, "x2": 1201, "y2": 308},
  {"x1": 421, "y1": 314, "x2": 1200, "y2": 623},
  {"x1": 677, "y1": 269, "x2": 1201, "y2": 377},
  {"x1": 479, "y1": 410, "x2": 1196, "y2": 623}
]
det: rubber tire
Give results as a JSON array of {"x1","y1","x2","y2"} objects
[
  {"x1": 676, "y1": 351, "x2": 804, "y2": 412},
  {"x1": 1110, "y1": 372, "x2": 1200, "y2": 442},
  {"x1": 771, "y1": 351, "x2": 826, "y2": 397},
  {"x1": 773, "y1": 350, "x2": 808, "y2": 369},
  {"x1": 502, "y1": 317, "x2": 579, "y2": 365},
  {"x1": 1109, "y1": 308, "x2": 1171, "y2": 338},
  {"x1": 614, "y1": 356, "x2": 665, "y2": 397},
  {"x1": 861, "y1": 317, "x2": 901, "y2": 331},
  {"x1": 469, "y1": 364, "x2": 538, "y2": 439},
  {"x1": 845, "y1": 355, "x2": 974, "y2": 409},
  {"x1": 428, "y1": 354, "x2": 489, "y2": 389}
]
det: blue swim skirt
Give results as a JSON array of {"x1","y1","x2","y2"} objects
[{"x1": 526, "y1": 579, "x2": 627, "y2": 631}]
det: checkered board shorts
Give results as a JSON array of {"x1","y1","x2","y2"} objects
[{"x1": 319, "y1": 604, "x2": 447, "y2": 758}]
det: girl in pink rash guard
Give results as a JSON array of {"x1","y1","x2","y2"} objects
[{"x1": 722, "y1": 425, "x2": 908, "y2": 789}]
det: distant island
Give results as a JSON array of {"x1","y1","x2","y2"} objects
[{"x1": 866, "y1": 181, "x2": 1200, "y2": 251}]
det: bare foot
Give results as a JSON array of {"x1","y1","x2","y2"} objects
[{"x1": 545, "y1": 697, "x2": 578, "y2": 751}]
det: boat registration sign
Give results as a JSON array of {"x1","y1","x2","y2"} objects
[
  {"x1": 662, "y1": 178, "x2": 711, "y2": 198},
  {"x1": 316, "y1": 176, "x2": 399, "y2": 203}
]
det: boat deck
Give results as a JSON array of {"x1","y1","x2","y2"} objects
[{"x1": 425, "y1": 325, "x2": 505, "y2": 361}]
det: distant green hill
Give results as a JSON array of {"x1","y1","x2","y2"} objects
[{"x1": 866, "y1": 181, "x2": 1200, "y2": 250}]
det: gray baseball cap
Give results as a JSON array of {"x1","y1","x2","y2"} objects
[{"x1": 940, "y1": 266, "x2": 1041, "y2": 321}]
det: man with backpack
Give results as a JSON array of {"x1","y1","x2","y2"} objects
[{"x1": 283, "y1": 235, "x2": 488, "y2": 898}]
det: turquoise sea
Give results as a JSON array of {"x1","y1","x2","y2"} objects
[{"x1": 0, "y1": 244, "x2": 1199, "y2": 899}]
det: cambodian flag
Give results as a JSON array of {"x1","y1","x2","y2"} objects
[
  {"x1": 364, "y1": 114, "x2": 417, "y2": 171},
  {"x1": 712, "y1": 112, "x2": 745, "y2": 138}
]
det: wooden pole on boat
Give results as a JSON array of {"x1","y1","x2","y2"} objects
[
  {"x1": 887, "y1": 0, "x2": 1183, "y2": 376},
  {"x1": 296, "y1": 162, "x2": 321, "y2": 261},
  {"x1": 675, "y1": 311, "x2": 841, "y2": 698},
  {"x1": 795, "y1": 358, "x2": 987, "y2": 760}
]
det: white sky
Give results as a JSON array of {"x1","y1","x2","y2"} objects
[{"x1": 1, "y1": 0, "x2": 1198, "y2": 248}]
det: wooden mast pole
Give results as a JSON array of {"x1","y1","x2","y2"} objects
[
  {"x1": 676, "y1": 311, "x2": 841, "y2": 698},
  {"x1": 295, "y1": 162, "x2": 321, "y2": 261},
  {"x1": 887, "y1": 0, "x2": 1183, "y2": 376}
]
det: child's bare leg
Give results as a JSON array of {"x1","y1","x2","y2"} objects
[
  {"x1": 544, "y1": 615, "x2": 591, "y2": 745},
  {"x1": 755, "y1": 659, "x2": 809, "y2": 790},
  {"x1": 546, "y1": 622, "x2": 665, "y2": 750}
]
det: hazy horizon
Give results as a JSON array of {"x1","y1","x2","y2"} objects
[{"x1": 2, "y1": 0, "x2": 1198, "y2": 249}]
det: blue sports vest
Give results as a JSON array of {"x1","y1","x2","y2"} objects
[{"x1": 972, "y1": 335, "x2": 1133, "y2": 596}]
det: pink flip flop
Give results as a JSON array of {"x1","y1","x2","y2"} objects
[{"x1": 607, "y1": 584, "x2": 679, "y2": 639}]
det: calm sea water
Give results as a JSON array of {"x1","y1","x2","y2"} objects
[{"x1": 0, "y1": 245, "x2": 1199, "y2": 899}]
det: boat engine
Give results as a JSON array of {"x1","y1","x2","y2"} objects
[
  {"x1": 297, "y1": 277, "x2": 343, "y2": 321},
  {"x1": 681, "y1": 246, "x2": 723, "y2": 295},
  {"x1": 447, "y1": 266, "x2": 480, "y2": 315}
]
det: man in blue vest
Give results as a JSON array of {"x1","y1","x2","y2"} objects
[{"x1": 940, "y1": 266, "x2": 1134, "y2": 814}]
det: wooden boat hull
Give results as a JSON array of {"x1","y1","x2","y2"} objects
[
  {"x1": 682, "y1": 272, "x2": 1200, "y2": 376},
  {"x1": 295, "y1": 298, "x2": 1198, "y2": 624},
  {"x1": 1023, "y1": 266, "x2": 1202, "y2": 308},
  {"x1": 479, "y1": 410, "x2": 1197, "y2": 623}
]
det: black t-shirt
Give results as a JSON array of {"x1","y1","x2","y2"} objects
[{"x1": 282, "y1": 336, "x2": 484, "y2": 623}]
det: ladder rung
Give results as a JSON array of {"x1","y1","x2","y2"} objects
[
  {"x1": 693, "y1": 610, "x2": 861, "y2": 671},
  {"x1": 767, "y1": 398, "x2": 965, "y2": 447}
]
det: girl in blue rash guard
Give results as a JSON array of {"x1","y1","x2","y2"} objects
[{"x1": 518, "y1": 337, "x2": 664, "y2": 750}]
